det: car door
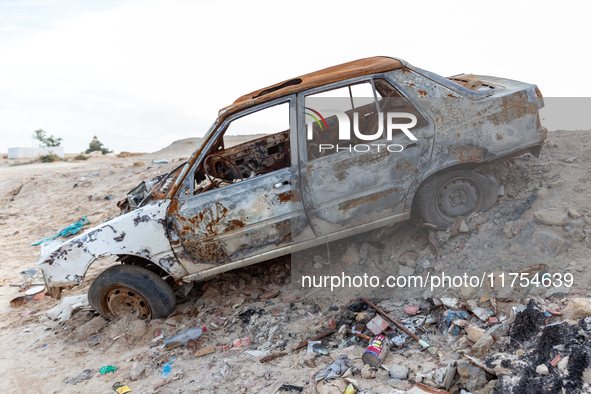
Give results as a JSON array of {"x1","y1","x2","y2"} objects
[
  {"x1": 297, "y1": 77, "x2": 434, "y2": 237},
  {"x1": 168, "y1": 96, "x2": 311, "y2": 274}
]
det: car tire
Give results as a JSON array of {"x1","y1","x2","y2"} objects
[
  {"x1": 414, "y1": 170, "x2": 499, "y2": 229},
  {"x1": 88, "y1": 264, "x2": 176, "y2": 320}
]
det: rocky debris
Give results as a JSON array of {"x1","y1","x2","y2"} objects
[
  {"x1": 466, "y1": 326, "x2": 486, "y2": 343},
  {"x1": 469, "y1": 332, "x2": 494, "y2": 357},
  {"x1": 361, "y1": 364, "x2": 377, "y2": 379},
  {"x1": 536, "y1": 364, "x2": 549, "y2": 375},
  {"x1": 129, "y1": 362, "x2": 146, "y2": 381},
  {"x1": 388, "y1": 364, "x2": 409, "y2": 380},
  {"x1": 74, "y1": 316, "x2": 108, "y2": 340},
  {"x1": 533, "y1": 207, "x2": 569, "y2": 226},
  {"x1": 563, "y1": 298, "x2": 591, "y2": 320},
  {"x1": 530, "y1": 229, "x2": 570, "y2": 257},
  {"x1": 456, "y1": 361, "x2": 488, "y2": 392}
]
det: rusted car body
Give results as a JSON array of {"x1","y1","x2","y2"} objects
[{"x1": 37, "y1": 56, "x2": 546, "y2": 309}]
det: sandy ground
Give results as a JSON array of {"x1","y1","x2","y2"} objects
[{"x1": 0, "y1": 130, "x2": 590, "y2": 393}]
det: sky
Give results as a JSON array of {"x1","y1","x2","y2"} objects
[{"x1": 1, "y1": 0, "x2": 590, "y2": 154}]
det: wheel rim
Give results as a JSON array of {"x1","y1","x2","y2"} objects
[
  {"x1": 435, "y1": 176, "x2": 484, "y2": 224},
  {"x1": 102, "y1": 286, "x2": 152, "y2": 320}
]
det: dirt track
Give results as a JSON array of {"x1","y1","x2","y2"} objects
[{"x1": 1, "y1": 130, "x2": 590, "y2": 393}]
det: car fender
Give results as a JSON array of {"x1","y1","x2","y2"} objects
[{"x1": 37, "y1": 199, "x2": 188, "y2": 288}]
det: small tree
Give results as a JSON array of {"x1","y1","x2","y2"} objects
[
  {"x1": 85, "y1": 136, "x2": 111, "y2": 155},
  {"x1": 32, "y1": 129, "x2": 62, "y2": 147}
]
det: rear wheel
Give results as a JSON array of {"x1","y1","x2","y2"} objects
[
  {"x1": 414, "y1": 170, "x2": 498, "y2": 229},
  {"x1": 88, "y1": 264, "x2": 176, "y2": 320}
]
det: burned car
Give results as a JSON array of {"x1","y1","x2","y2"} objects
[{"x1": 37, "y1": 57, "x2": 546, "y2": 319}]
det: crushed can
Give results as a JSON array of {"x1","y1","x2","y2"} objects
[{"x1": 362, "y1": 334, "x2": 390, "y2": 368}]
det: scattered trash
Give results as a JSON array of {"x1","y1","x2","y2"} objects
[
  {"x1": 315, "y1": 354, "x2": 351, "y2": 382},
  {"x1": 31, "y1": 216, "x2": 90, "y2": 245},
  {"x1": 100, "y1": 365, "x2": 117, "y2": 374},
  {"x1": 366, "y1": 314, "x2": 389, "y2": 335},
  {"x1": 362, "y1": 334, "x2": 390, "y2": 368},
  {"x1": 113, "y1": 382, "x2": 132, "y2": 393},
  {"x1": 279, "y1": 384, "x2": 303, "y2": 392},
  {"x1": 64, "y1": 369, "x2": 95, "y2": 385},
  {"x1": 152, "y1": 159, "x2": 169, "y2": 165},
  {"x1": 9, "y1": 296, "x2": 26, "y2": 307},
  {"x1": 46, "y1": 294, "x2": 89, "y2": 322},
  {"x1": 404, "y1": 305, "x2": 420, "y2": 315},
  {"x1": 24, "y1": 285, "x2": 45, "y2": 301},
  {"x1": 164, "y1": 326, "x2": 207, "y2": 349},
  {"x1": 193, "y1": 345, "x2": 215, "y2": 358},
  {"x1": 159, "y1": 358, "x2": 175, "y2": 378}
]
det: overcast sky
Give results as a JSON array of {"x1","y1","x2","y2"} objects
[{"x1": 1, "y1": 0, "x2": 589, "y2": 154}]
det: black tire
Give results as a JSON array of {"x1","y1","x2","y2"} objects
[
  {"x1": 88, "y1": 264, "x2": 176, "y2": 320},
  {"x1": 414, "y1": 170, "x2": 499, "y2": 229}
]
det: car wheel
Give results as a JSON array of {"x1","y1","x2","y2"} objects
[
  {"x1": 414, "y1": 170, "x2": 499, "y2": 229},
  {"x1": 88, "y1": 264, "x2": 176, "y2": 320}
]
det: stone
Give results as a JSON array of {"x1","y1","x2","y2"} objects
[
  {"x1": 399, "y1": 266, "x2": 415, "y2": 276},
  {"x1": 531, "y1": 230, "x2": 570, "y2": 257},
  {"x1": 361, "y1": 364, "x2": 377, "y2": 379},
  {"x1": 487, "y1": 323, "x2": 510, "y2": 338},
  {"x1": 545, "y1": 286, "x2": 571, "y2": 299},
  {"x1": 536, "y1": 364, "x2": 549, "y2": 375},
  {"x1": 130, "y1": 362, "x2": 146, "y2": 381},
  {"x1": 469, "y1": 332, "x2": 494, "y2": 357},
  {"x1": 133, "y1": 161, "x2": 144, "y2": 166},
  {"x1": 568, "y1": 219, "x2": 585, "y2": 227},
  {"x1": 341, "y1": 243, "x2": 360, "y2": 265},
  {"x1": 356, "y1": 310, "x2": 375, "y2": 324},
  {"x1": 563, "y1": 298, "x2": 591, "y2": 320},
  {"x1": 201, "y1": 286, "x2": 219, "y2": 298},
  {"x1": 533, "y1": 208, "x2": 568, "y2": 226},
  {"x1": 457, "y1": 361, "x2": 488, "y2": 392},
  {"x1": 557, "y1": 356, "x2": 569, "y2": 372},
  {"x1": 388, "y1": 364, "x2": 409, "y2": 380},
  {"x1": 127, "y1": 318, "x2": 147, "y2": 338},
  {"x1": 74, "y1": 316, "x2": 108, "y2": 340},
  {"x1": 360, "y1": 242, "x2": 382, "y2": 262},
  {"x1": 460, "y1": 284, "x2": 476, "y2": 299},
  {"x1": 466, "y1": 326, "x2": 485, "y2": 343},
  {"x1": 459, "y1": 221, "x2": 469, "y2": 233},
  {"x1": 567, "y1": 208, "x2": 581, "y2": 218},
  {"x1": 582, "y1": 368, "x2": 591, "y2": 384},
  {"x1": 585, "y1": 216, "x2": 591, "y2": 226},
  {"x1": 549, "y1": 179, "x2": 565, "y2": 189}
]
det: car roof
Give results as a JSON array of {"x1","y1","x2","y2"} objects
[{"x1": 218, "y1": 56, "x2": 404, "y2": 118}]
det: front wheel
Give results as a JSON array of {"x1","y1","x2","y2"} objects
[
  {"x1": 88, "y1": 264, "x2": 176, "y2": 320},
  {"x1": 414, "y1": 170, "x2": 499, "y2": 229}
]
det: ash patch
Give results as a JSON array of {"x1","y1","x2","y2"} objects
[
  {"x1": 510, "y1": 300, "x2": 546, "y2": 343},
  {"x1": 238, "y1": 308, "x2": 264, "y2": 325}
]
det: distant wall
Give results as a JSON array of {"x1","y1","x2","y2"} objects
[{"x1": 7, "y1": 147, "x2": 65, "y2": 159}]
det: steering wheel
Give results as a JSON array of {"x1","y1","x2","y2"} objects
[{"x1": 203, "y1": 154, "x2": 244, "y2": 188}]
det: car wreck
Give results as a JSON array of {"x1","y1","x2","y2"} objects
[{"x1": 36, "y1": 56, "x2": 547, "y2": 320}]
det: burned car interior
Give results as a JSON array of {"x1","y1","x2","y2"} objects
[{"x1": 192, "y1": 124, "x2": 291, "y2": 195}]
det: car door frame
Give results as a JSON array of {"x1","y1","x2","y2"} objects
[
  {"x1": 295, "y1": 72, "x2": 435, "y2": 236},
  {"x1": 167, "y1": 94, "x2": 305, "y2": 276}
]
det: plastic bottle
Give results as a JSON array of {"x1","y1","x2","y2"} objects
[{"x1": 164, "y1": 327, "x2": 207, "y2": 349}]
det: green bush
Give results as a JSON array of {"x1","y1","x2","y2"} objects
[
  {"x1": 85, "y1": 136, "x2": 111, "y2": 155},
  {"x1": 40, "y1": 154, "x2": 62, "y2": 163},
  {"x1": 74, "y1": 154, "x2": 89, "y2": 160}
]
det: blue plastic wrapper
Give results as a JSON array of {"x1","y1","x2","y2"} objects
[
  {"x1": 441, "y1": 310, "x2": 471, "y2": 335},
  {"x1": 31, "y1": 216, "x2": 90, "y2": 245}
]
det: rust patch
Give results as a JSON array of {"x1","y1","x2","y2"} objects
[
  {"x1": 133, "y1": 215, "x2": 151, "y2": 226},
  {"x1": 418, "y1": 90, "x2": 427, "y2": 97},
  {"x1": 230, "y1": 220, "x2": 245, "y2": 229},
  {"x1": 450, "y1": 145, "x2": 483, "y2": 162},
  {"x1": 396, "y1": 158, "x2": 419, "y2": 174},
  {"x1": 277, "y1": 191, "x2": 291, "y2": 203},
  {"x1": 114, "y1": 232, "x2": 126, "y2": 242},
  {"x1": 338, "y1": 188, "x2": 397, "y2": 211}
]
